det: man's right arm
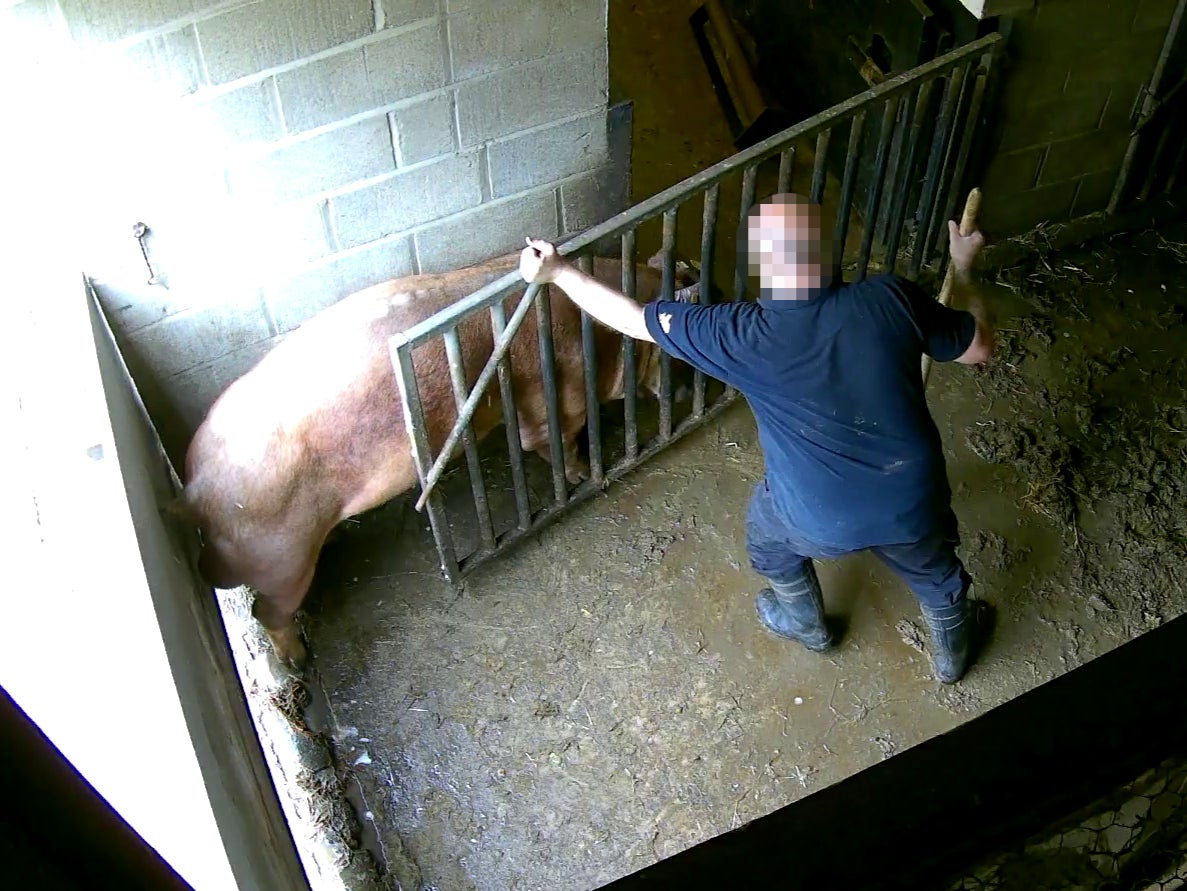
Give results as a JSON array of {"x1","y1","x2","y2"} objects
[
  {"x1": 518, "y1": 237, "x2": 748, "y2": 387},
  {"x1": 518, "y1": 238, "x2": 655, "y2": 342},
  {"x1": 946, "y1": 220, "x2": 994, "y2": 365}
]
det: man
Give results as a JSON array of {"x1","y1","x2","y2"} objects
[{"x1": 518, "y1": 193, "x2": 994, "y2": 684}]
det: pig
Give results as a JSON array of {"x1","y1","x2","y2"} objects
[{"x1": 173, "y1": 251, "x2": 698, "y2": 670}]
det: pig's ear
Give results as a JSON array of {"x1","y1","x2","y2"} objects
[{"x1": 646, "y1": 252, "x2": 664, "y2": 270}]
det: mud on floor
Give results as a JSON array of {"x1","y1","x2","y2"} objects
[
  {"x1": 290, "y1": 222, "x2": 1187, "y2": 891},
  {"x1": 955, "y1": 227, "x2": 1187, "y2": 644}
]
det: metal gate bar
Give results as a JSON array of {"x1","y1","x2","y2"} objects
[
  {"x1": 391, "y1": 32, "x2": 1003, "y2": 583},
  {"x1": 809, "y1": 129, "x2": 831, "y2": 204},
  {"x1": 933, "y1": 61, "x2": 993, "y2": 274},
  {"x1": 777, "y1": 147, "x2": 795, "y2": 193},
  {"x1": 909, "y1": 65, "x2": 965, "y2": 279},
  {"x1": 621, "y1": 229, "x2": 639, "y2": 461},
  {"x1": 577, "y1": 255, "x2": 604, "y2": 487},
  {"x1": 659, "y1": 208, "x2": 678, "y2": 440},
  {"x1": 489, "y1": 300, "x2": 531, "y2": 532},
  {"x1": 693, "y1": 184, "x2": 719, "y2": 419},
  {"x1": 733, "y1": 164, "x2": 759, "y2": 303},
  {"x1": 833, "y1": 110, "x2": 867, "y2": 278},
  {"x1": 534, "y1": 282, "x2": 568, "y2": 506},
  {"x1": 443, "y1": 326, "x2": 496, "y2": 551},
  {"x1": 1109, "y1": 0, "x2": 1187, "y2": 211},
  {"x1": 389, "y1": 337, "x2": 461, "y2": 582},
  {"x1": 883, "y1": 80, "x2": 932, "y2": 273},
  {"x1": 727, "y1": 163, "x2": 758, "y2": 403},
  {"x1": 856, "y1": 97, "x2": 901, "y2": 280},
  {"x1": 872, "y1": 95, "x2": 910, "y2": 252},
  {"x1": 922, "y1": 61, "x2": 975, "y2": 267}
]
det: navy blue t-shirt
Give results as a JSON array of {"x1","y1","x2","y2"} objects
[{"x1": 643, "y1": 275, "x2": 976, "y2": 550}]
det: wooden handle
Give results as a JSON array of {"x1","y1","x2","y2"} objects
[
  {"x1": 958, "y1": 186, "x2": 981, "y2": 237},
  {"x1": 923, "y1": 186, "x2": 983, "y2": 388},
  {"x1": 940, "y1": 187, "x2": 982, "y2": 305}
]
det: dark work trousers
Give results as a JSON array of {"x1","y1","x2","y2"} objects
[{"x1": 745, "y1": 479, "x2": 972, "y2": 611}]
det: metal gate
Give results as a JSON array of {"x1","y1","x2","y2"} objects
[
  {"x1": 1109, "y1": 0, "x2": 1187, "y2": 211},
  {"x1": 390, "y1": 32, "x2": 1004, "y2": 586}
]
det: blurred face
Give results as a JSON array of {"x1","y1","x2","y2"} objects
[{"x1": 744, "y1": 194, "x2": 832, "y2": 297}]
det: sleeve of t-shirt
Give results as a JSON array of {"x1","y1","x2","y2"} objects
[
  {"x1": 642, "y1": 299, "x2": 747, "y2": 386},
  {"x1": 897, "y1": 276, "x2": 977, "y2": 362}
]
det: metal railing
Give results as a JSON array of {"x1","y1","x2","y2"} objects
[{"x1": 390, "y1": 32, "x2": 1004, "y2": 585}]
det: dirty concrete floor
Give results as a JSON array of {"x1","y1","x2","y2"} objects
[{"x1": 294, "y1": 4, "x2": 1187, "y2": 890}]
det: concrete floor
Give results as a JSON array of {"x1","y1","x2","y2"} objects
[{"x1": 295, "y1": 3, "x2": 1187, "y2": 890}]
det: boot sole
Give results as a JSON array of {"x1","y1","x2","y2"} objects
[{"x1": 758, "y1": 621, "x2": 837, "y2": 651}]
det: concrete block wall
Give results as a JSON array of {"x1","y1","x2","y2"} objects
[
  {"x1": 11, "y1": 0, "x2": 623, "y2": 462},
  {"x1": 979, "y1": 0, "x2": 1177, "y2": 235}
]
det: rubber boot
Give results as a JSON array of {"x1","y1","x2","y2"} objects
[
  {"x1": 755, "y1": 565, "x2": 835, "y2": 652},
  {"x1": 920, "y1": 597, "x2": 994, "y2": 684}
]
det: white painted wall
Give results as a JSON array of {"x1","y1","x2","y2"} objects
[{"x1": 0, "y1": 271, "x2": 238, "y2": 891}]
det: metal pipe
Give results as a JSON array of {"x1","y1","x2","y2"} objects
[
  {"x1": 810, "y1": 129, "x2": 831, "y2": 204},
  {"x1": 1109, "y1": 0, "x2": 1187, "y2": 213},
  {"x1": 778, "y1": 146, "x2": 795, "y2": 193},
  {"x1": 408, "y1": 283, "x2": 542, "y2": 512},
  {"x1": 659, "y1": 208, "x2": 678, "y2": 440},
  {"x1": 389, "y1": 340, "x2": 460, "y2": 581},
  {"x1": 490, "y1": 301, "x2": 531, "y2": 531},
  {"x1": 394, "y1": 33, "x2": 1003, "y2": 350},
  {"x1": 622, "y1": 229, "x2": 639, "y2": 460},
  {"x1": 577, "y1": 255, "x2": 604, "y2": 485},
  {"x1": 857, "y1": 98, "x2": 900, "y2": 280},
  {"x1": 832, "y1": 110, "x2": 867, "y2": 278},
  {"x1": 909, "y1": 67, "x2": 963, "y2": 279},
  {"x1": 535, "y1": 284, "x2": 568, "y2": 506},
  {"x1": 443, "y1": 327, "x2": 496, "y2": 551},
  {"x1": 884, "y1": 80, "x2": 933, "y2": 273},
  {"x1": 695, "y1": 184, "x2": 719, "y2": 418}
]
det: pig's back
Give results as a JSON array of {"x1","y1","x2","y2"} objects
[{"x1": 187, "y1": 257, "x2": 519, "y2": 481}]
